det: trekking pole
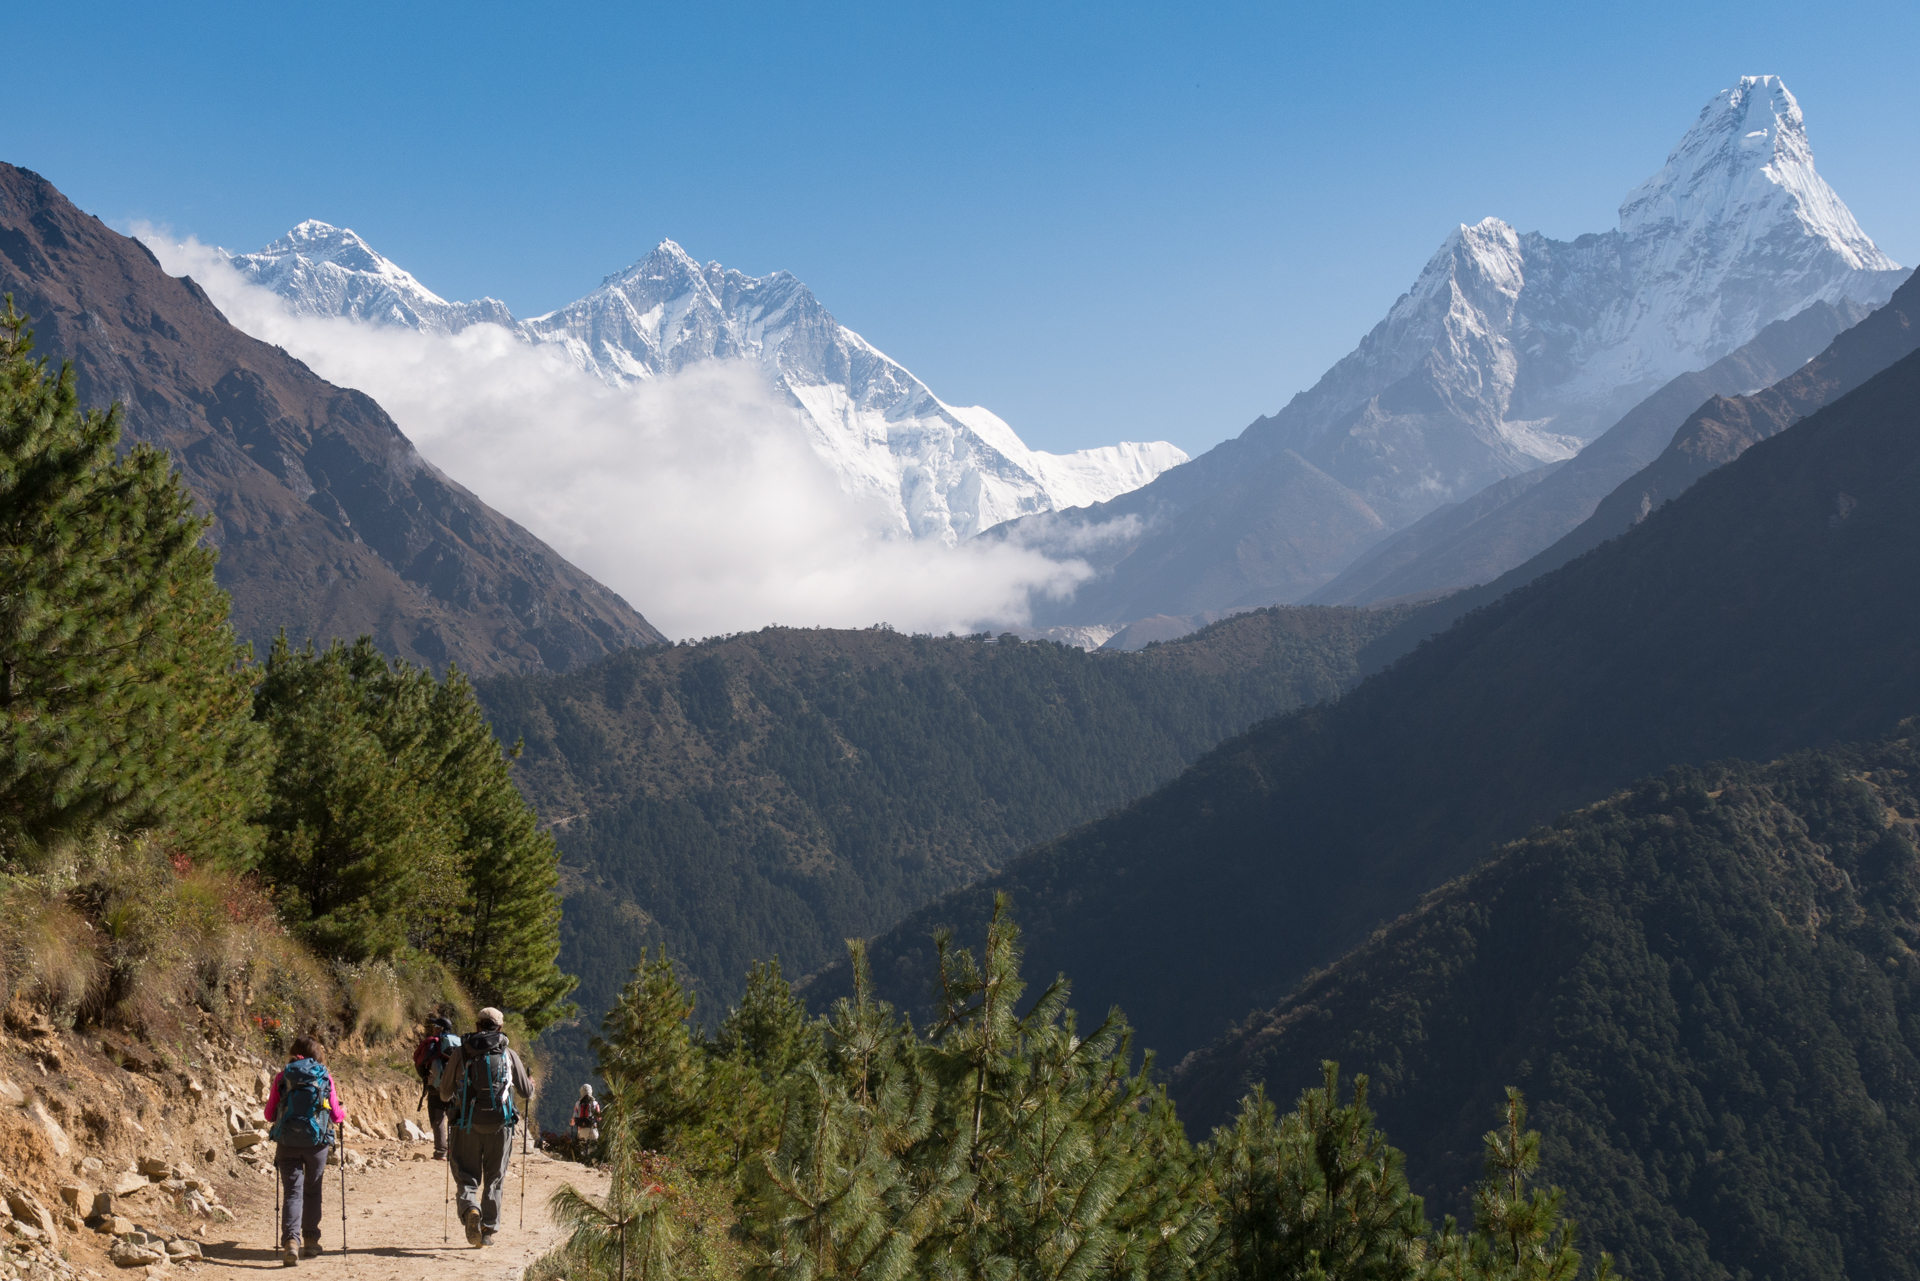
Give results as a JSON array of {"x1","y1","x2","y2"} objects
[
  {"x1": 340, "y1": 1141, "x2": 348, "y2": 1257},
  {"x1": 443, "y1": 1156, "x2": 451, "y2": 1244},
  {"x1": 519, "y1": 1122, "x2": 527, "y2": 1230},
  {"x1": 273, "y1": 1156, "x2": 281, "y2": 1256}
]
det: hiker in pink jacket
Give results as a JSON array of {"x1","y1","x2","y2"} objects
[{"x1": 264, "y1": 1036, "x2": 347, "y2": 1267}]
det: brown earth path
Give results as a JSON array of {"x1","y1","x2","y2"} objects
[{"x1": 194, "y1": 1140, "x2": 607, "y2": 1281}]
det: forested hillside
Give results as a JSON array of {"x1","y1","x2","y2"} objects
[
  {"x1": 1175, "y1": 730, "x2": 1920, "y2": 1281},
  {"x1": 817, "y1": 345, "x2": 1920, "y2": 1074},
  {"x1": 474, "y1": 606, "x2": 1406, "y2": 1120}
]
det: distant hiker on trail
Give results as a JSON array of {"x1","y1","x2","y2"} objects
[
  {"x1": 436, "y1": 1006, "x2": 533, "y2": 1248},
  {"x1": 412, "y1": 1015, "x2": 460, "y2": 1160},
  {"x1": 265, "y1": 1035, "x2": 346, "y2": 1267},
  {"x1": 571, "y1": 1083, "x2": 603, "y2": 1157}
]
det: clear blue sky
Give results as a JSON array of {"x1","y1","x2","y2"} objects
[{"x1": 9, "y1": 1, "x2": 1917, "y2": 456}]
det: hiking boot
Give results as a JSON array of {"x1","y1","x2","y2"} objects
[
  {"x1": 463, "y1": 1206, "x2": 483, "y2": 1247},
  {"x1": 301, "y1": 1237, "x2": 324, "y2": 1258},
  {"x1": 281, "y1": 1243, "x2": 299, "y2": 1267}
]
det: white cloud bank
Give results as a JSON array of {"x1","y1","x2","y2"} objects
[{"x1": 140, "y1": 231, "x2": 1098, "y2": 640}]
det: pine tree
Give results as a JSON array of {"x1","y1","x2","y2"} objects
[
  {"x1": 745, "y1": 941, "x2": 948, "y2": 1281},
  {"x1": 548, "y1": 1075, "x2": 679, "y2": 1281},
  {"x1": 595, "y1": 948, "x2": 713, "y2": 1153},
  {"x1": 0, "y1": 299, "x2": 264, "y2": 864},
  {"x1": 1208, "y1": 1063, "x2": 1429, "y2": 1281},
  {"x1": 427, "y1": 663, "x2": 574, "y2": 1029},
  {"x1": 1467, "y1": 1090, "x2": 1613, "y2": 1281},
  {"x1": 711, "y1": 958, "x2": 826, "y2": 1082},
  {"x1": 254, "y1": 636, "x2": 463, "y2": 959},
  {"x1": 254, "y1": 636, "x2": 575, "y2": 1026},
  {"x1": 916, "y1": 896, "x2": 1216, "y2": 1280}
]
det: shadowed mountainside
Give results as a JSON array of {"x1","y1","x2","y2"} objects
[
  {"x1": 810, "y1": 343, "x2": 1920, "y2": 1076},
  {"x1": 1174, "y1": 732, "x2": 1920, "y2": 1281}
]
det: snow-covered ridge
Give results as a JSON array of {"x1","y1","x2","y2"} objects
[
  {"x1": 227, "y1": 231, "x2": 1185, "y2": 543},
  {"x1": 1244, "y1": 74, "x2": 1907, "y2": 528},
  {"x1": 230, "y1": 221, "x2": 515, "y2": 333}
]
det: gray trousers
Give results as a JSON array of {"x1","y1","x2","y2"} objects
[
  {"x1": 448, "y1": 1125, "x2": 514, "y2": 1232},
  {"x1": 274, "y1": 1143, "x2": 330, "y2": 1246},
  {"x1": 426, "y1": 1094, "x2": 451, "y2": 1157}
]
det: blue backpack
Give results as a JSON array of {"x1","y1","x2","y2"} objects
[
  {"x1": 455, "y1": 1033, "x2": 518, "y2": 1135},
  {"x1": 269, "y1": 1058, "x2": 334, "y2": 1147}
]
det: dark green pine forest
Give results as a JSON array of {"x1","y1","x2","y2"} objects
[
  {"x1": 1175, "y1": 730, "x2": 1920, "y2": 1281},
  {"x1": 818, "y1": 344, "x2": 1920, "y2": 1071},
  {"x1": 474, "y1": 606, "x2": 1408, "y2": 1122}
]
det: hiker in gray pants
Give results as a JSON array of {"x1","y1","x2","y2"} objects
[{"x1": 435, "y1": 1007, "x2": 534, "y2": 1247}]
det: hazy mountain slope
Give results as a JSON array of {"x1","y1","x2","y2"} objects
[
  {"x1": 0, "y1": 163, "x2": 663, "y2": 674},
  {"x1": 1174, "y1": 733, "x2": 1920, "y2": 1281},
  {"x1": 1308, "y1": 297, "x2": 1868, "y2": 605},
  {"x1": 472, "y1": 606, "x2": 1407, "y2": 1123},
  {"x1": 231, "y1": 228, "x2": 1186, "y2": 544},
  {"x1": 812, "y1": 342, "x2": 1920, "y2": 1071},
  {"x1": 1364, "y1": 266, "x2": 1920, "y2": 670},
  {"x1": 1017, "y1": 75, "x2": 1904, "y2": 626}
]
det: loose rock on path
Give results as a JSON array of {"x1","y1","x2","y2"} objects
[{"x1": 195, "y1": 1143, "x2": 607, "y2": 1280}]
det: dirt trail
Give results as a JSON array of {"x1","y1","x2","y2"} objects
[{"x1": 195, "y1": 1141, "x2": 608, "y2": 1281}]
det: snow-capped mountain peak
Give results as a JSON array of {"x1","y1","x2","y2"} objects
[
  {"x1": 230, "y1": 220, "x2": 515, "y2": 334},
  {"x1": 1620, "y1": 75, "x2": 1892, "y2": 272},
  {"x1": 1242, "y1": 74, "x2": 1906, "y2": 529},
  {"x1": 226, "y1": 230, "x2": 1185, "y2": 543}
]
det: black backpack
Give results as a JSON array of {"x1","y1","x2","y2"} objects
[{"x1": 455, "y1": 1032, "x2": 518, "y2": 1135}]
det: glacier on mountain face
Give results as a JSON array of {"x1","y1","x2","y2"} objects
[
  {"x1": 229, "y1": 229, "x2": 1185, "y2": 545},
  {"x1": 1234, "y1": 75, "x2": 1906, "y2": 530}
]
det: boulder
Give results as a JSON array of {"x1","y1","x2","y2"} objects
[
  {"x1": 26, "y1": 1098, "x2": 69, "y2": 1157},
  {"x1": 231, "y1": 1132, "x2": 266, "y2": 1152},
  {"x1": 89, "y1": 1191, "x2": 114, "y2": 1219},
  {"x1": 166, "y1": 1239, "x2": 201, "y2": 1259},
  {"x1": 109, "y1": 1239, "x2": 163, "y2": 1268},
  {"x1": 6, "y1": 1192, "x2": 56, "y2": 1242},
  {"x1": 398, "y1": 1119, "x2": 428, "y2": 1142},
  {"x1": 136, "y1": 1156, "x2": 170, "y2": 1177},
  {"x1": 0, "y1": 1078, "x2": 24, "y2": 1107}
]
